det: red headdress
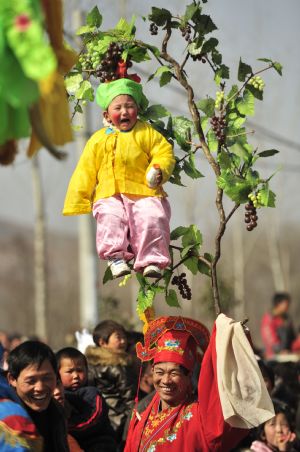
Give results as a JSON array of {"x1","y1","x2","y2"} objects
[{"x1": 136, "y1": 316, "x2": 210, "y2": 371}]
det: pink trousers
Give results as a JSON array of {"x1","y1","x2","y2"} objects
[{"x1": 93, "y1": 195, "x2": 171, "y2": 271}]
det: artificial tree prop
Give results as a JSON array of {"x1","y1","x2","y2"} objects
[{"x1": 65, "y1": 2, "x2": 282, "y2": 319}]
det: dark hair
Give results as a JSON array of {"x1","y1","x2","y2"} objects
[
  {"x1": 7, "y1": 341, "x2": 57, "y2": 379},
  {"x1": 55, "y1": 347, "x2": 88, "y2": 369},
  {"x1": 257, "y1": 359, "x2": 275, "y2": 389},
  {"x1": 92, "y1": 320, "x2": 126, "y2": 346},
  {"x1": 272, "y1": 292, "x2": 291, "y2": 307}
]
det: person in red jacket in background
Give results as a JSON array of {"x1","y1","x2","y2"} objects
[{"x1": 261, "y1": 292, "x2": 296, "y2": 360}]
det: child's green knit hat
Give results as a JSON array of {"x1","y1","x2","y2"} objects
[{"x1": 96, "y1": 78, "x2": 148, "y2": 111}]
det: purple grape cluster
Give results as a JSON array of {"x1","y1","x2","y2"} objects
[
  {"x1": 171, "y1": 273, "x2": 192, "y2": 300},
  {"x1": 96, "y1": 42, "x2": 124, "y2": 83},
  {"x1": 180, "y1": 24, "x2": 192, "y2": 41},
  {"x1": 149, "y1": 22, "x2": 158, "y2": 35},
  {"x1": 210, "y1": 115, "x2": 226, "y2": 144},
  {"x1": 244, "y1": 201, "x2": 258, "y2": 231},
  {"x1": 190, "y1": 53, "x2": 207, "y2": 63}
]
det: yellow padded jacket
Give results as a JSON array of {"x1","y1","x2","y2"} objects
[{"x1": 63, "y1": 120, "x2": 175, "y2": 215}]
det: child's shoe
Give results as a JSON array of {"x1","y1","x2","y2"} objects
[
  {"x1": 108, "y1": 258, "x2": 131, "y2": 278},
  {"x1": 143, "y1": 265, "x2": 162, "y2": 278}
]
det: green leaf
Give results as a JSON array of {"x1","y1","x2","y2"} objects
[
  {"x1": 272, "y1": 62, "x2": 283, "y2": 76},
  {"x1": 170, "y1": 226, "x2": 189, "y2": 240},
  {"x1": 185, "y1": 3, "x2": 200, "y2": 21},
  {"x1": 236, "y1": 89, "x2": 255, "y2": 116},
  {"x1": 202, "y1": 37, "x2": 219, "y2": 54},
  {"x1": 214, "y1": 64, "x2": 230, "y2": 85},
  {"x1": 183, "y1": 256, "x2": 199, "y2": 275},
  {"x1": 115, "y1": 16, "x2": 136, "y2": 37},
  {"x1": 160, "y1": 71, "x2": 173, "y2": 87},
  {"x1": 163, "y1": 269, "x2": 173, "y2": 287},
  {"x1": 173, "y1": 116, "x2": 193, "y2": 151},
  {"x1": 217, "y1": 172, "x2": 253, "y2": 203},
  {"x1": 258, "y1": 149, "x2": 279, "y2": 158},
  {"x1": 206, "y1": 129, "x2": 218, "y2": 152},
  {"x1": 76, "y1": 25, "x2": 97, "y2": 35},
  {"x1": 258, "y1": 185, "x2": 276, "y2": 207},
  {"x1": 75, "y1": 80, "x2": 94, "y2": 101},
  {"x1": 238, "y1": 58, "x2": 252, "y2": 82},
  {"x1": 258, "y1": 58, "x2": 283, "y2": 75},
  {"x1": 128, "y1": 46, "x2": 150, "y2": 63},
  {"x1": 137, "y1": 287, "x2": 155, "y2": 315},
  {"x1": 74, "y1": 103, "x2": 83, "y2": 114},
  {"x1": 149, "y1": 7, "x2": 172, "y2": 26},
  {"x1": 143, "y1": 105, "x2": 169, "y2": 120},
  {"x1": 144, "y1": 44, "x2": 161, "y2": 58},
  {"x1": 197, "y1": 97, "x2": 215, "y2": 117},
  {"x1": 65, "y1": 74, "x2": 83, "y2": 95},
  {"x1": 182, "y1": 225, "x2": 203, "y2": 249},
  {"x1": 246, "y1": 84, "x2": 263, "y2": 101},
  {"x1": 169, "y1": 163, "x2": 185, "y2": 186},
  {"x1": 183, "y1": 154, "x2": 204, "y2": 179},
  {"x1": 198, "y1": 259, "x2": 211, "y2": 276},
  {"x1": 103, "y1": 267, "x2": 113, "y2": 284},
  {"x1": 246, "y1": 169, "x2": 260, "y2": 189},
  {"x1": 217, "y1": 151, "x2": 232, "y2": 170},
  {"x1": 211, "y1": 49, "x2": 222, "y2": 65},
  {"x1": 151, "y1": 66, "x2": 173, "y2": 87},
  {"x1": 201, "y1": 116, "x2": 209, "y2": 132},
  {"x1": 230, "y1": 141, "x2": 251, "y2": 162},
  {"x1": 204, "y1": 252, "x2": 213, "y2": 262},
  {"x1": 166, "y1": 289, "x2": 181, "y2": 307},
  {"x1": 86, "y1": 6, "x2": 102, "y2": 28},
  {"x1": 93, "y1": 36, "x2": 113, "y2": 55},
  {"x1": 194, "y1": 14, "x2": 217, "y2": 34}
]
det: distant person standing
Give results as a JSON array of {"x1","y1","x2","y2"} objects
[{"x1": 261, "y1": 292, "x2": 296, "y2": 359}]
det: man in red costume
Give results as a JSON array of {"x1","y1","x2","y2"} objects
[{"x1": 125, "y1": 315, "x2": 275, "y2": 452}]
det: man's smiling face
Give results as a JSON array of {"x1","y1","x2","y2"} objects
[{"x1": 8, "y1": 359, "x2": 57, "y2": 412}]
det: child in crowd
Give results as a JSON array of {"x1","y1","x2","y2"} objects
[
  {"x1": 85, "y1": 320, "x2": 138, "y2": 443},
  {"x1": 56, "y1": 346, "x2": 88, "y2": 391},
  {"x1": 56, "y1": 347, "x2": 116, "y2": 452},
  {"x1": 251, "y1": 401, "x2": 298, "y2": 451},
  {"x1": 63, "y1": 75, "x2": 175, "y2": 279}
]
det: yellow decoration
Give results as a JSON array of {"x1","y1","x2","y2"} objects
[
  {"x1": 139, "y1": 306, "x2": 156, "y2": 334},
  {"x1": 27, "y1": 0, "x2": 78, "y2": 157}
]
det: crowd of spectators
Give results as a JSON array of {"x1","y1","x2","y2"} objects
[{"x1": 1, "y1": 292, "x2": 300, "y2": 451}]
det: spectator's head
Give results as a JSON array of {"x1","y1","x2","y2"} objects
[
  {"x1": 52, "y1": 377, "x2": 65, "y2": 406},
  {"x1": 8, "y1": 333, "x2": 25, "y2": 351},
  {"x1": 139, "y1": 362, "x2": 154, "y2": 395},
  {"x1": 7, "y1": 341, "x2": 57, "y2": 412},
  {"x1": 256, "y1": 400, "x2": 296, "y2": 447},
  {"x1": 272, "y1": 292, "x2": 291, "y2": 315},
  {"x1": 56, "y1": 347, "x2": 88, "y2": 391},
  {"x1": 92, "y1": 320, "x2": 127, "y2": 352},
  {"x1": 257, "y1": 359, "x2": 275, "y2": 393},
  {"x1": 126, "y1": 330, "x2": 144, "y2": 355}
]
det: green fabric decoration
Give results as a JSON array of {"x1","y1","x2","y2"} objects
[
  {"x1": 96, "y1": 78, "x2": 148, "y2": 111},
  {"x1": 0, "y1": 0, "x2": 57, "y2": 145}
]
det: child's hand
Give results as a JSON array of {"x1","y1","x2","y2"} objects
[
  {"x1": 155, "y1": 169, "x2": 163, "y2": 186},
  {"x1": 146, "y1": 167, "x2": 163, "y2": 188},
  {"x1": 277, "y1": 431, "x2": 296, "y2": 451}
]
